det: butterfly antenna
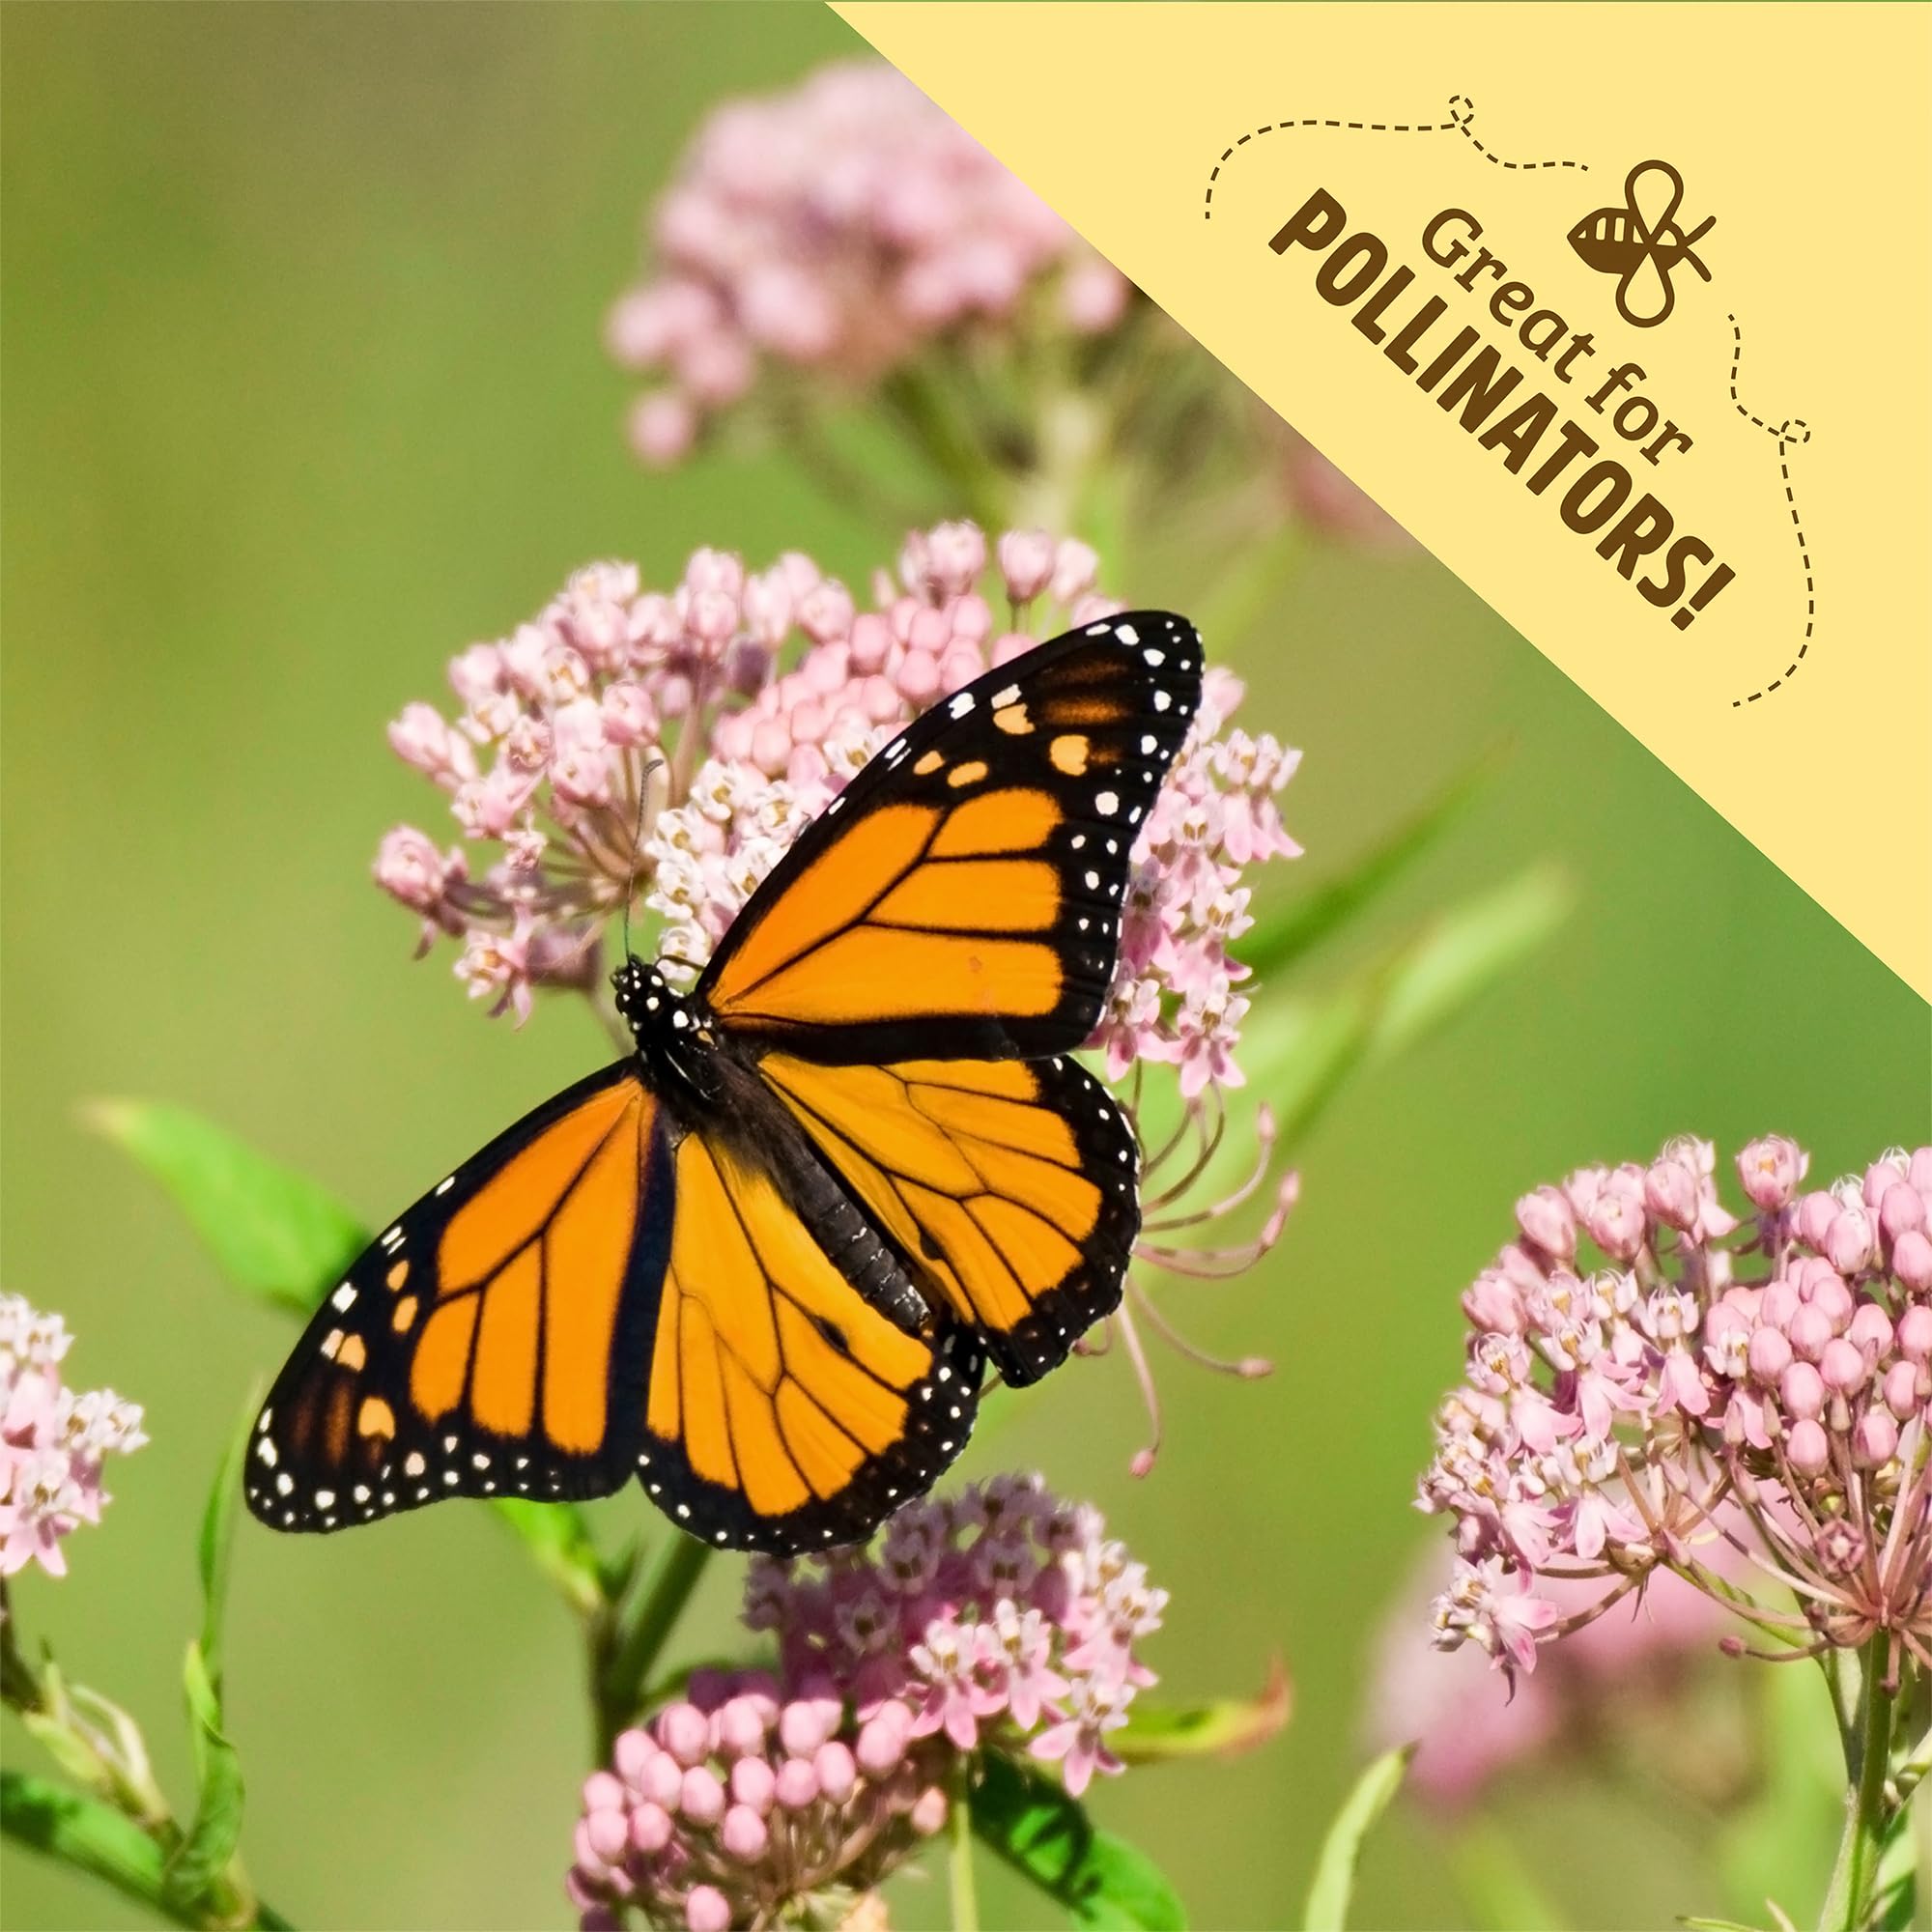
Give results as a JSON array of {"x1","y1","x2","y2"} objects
[{"x1": 622, "y1": 753, "x2": 665, "y2": 964}]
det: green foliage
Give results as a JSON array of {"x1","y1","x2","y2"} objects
[
  {"x1": 164, "y1": 1407, "x2": 252, "y2": 1915},
  {"x1": 90, "y1": 1101, "x2": 365, "y2": 1319},
  {"x1": 1112, "y1": 1659, "x2": 1292, "y2": 1765},
  {"x1": 1, "y1": 1773, "x2": 195, "y2": 1931},
  {"x1": 972, "y1": 1754, "x2": 1187, "y2": 1929},
  {"x1": 1301, "y1": 1746, "x2": 1413, "y2": 1932},
  {"x1": 1240, "y1": 750, "x2": 1503, "y2": 980}
]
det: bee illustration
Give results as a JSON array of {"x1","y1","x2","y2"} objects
[{"x1": 1569, "y1": 160, "x2": 1715, "y2": 328}]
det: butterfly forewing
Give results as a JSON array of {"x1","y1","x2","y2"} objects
[
  {"x1": 244, "y1": 1065, "x2": 670, "y2": 1531},
  {"x1": 696, "y1": 612, "x2": 1204, "y2": 1065}
]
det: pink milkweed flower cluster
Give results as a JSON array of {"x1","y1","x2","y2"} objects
[
  {"x1": 376, "y1": 518, "x2": 1299, "y2": 1449},
  {"x1": 606, "y1": 60, "x2": 1131, "y2": 467},
  {"x1": 1419, "y1": 1137, "x2": 1932, "y2": 1687},
  {"x1": 0, "y1": 1296, "x2": 146, "y2": 1579},
  {"x1": 567, "y1": 1478, "x2": 1161, "y2": 1932},
  {"x1": 375, "y1": 521, "x2": 1299, "y2": 1095}
]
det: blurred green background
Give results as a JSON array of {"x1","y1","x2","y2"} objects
[{"x1": 4, "y1": 8, "x2": 1926, "y2": 1930}]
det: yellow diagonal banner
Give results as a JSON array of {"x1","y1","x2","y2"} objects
[{"x1": 838, "y1": 1, "x2": 1931, "y2": 1000}]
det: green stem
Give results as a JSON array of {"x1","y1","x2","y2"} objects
[
  {"x1": 949, "y1": 1761, "x2": 979, "y2": 1932},
  {"x1": 594, "y1": 1536, "x2": 712, "y2": 1756},
  {"x1": 1820, "y1": 1638, "x2": 1899, "y2": 1932}
]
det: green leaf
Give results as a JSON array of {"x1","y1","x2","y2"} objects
[
  {"x1": 166, "y1": 1638, "x2": 244, "y2": 1912},
  {"x1": 1112, "y1": 1659, "x2": 1291, "y2": 1766},
  {"x1": 972, "y1": 1754, "x2": 1186, "y2": 1929},
  {"x1": 1241, "y1": 751, "x2": 1504, "y2": 980},
  {"x1": 1365, "y1": 865, "x2": 1573, "y2": 1062},
  {"x1": 492, "y1": 1496, "x2": 610, "y2": 1619},
  {"x1": 198, "y1": 1395, "x2": 256, "y2": 1675},
  {"x1": 90, "y1": 1100, "x2": 365, "y2": 1317},
  {"x1": 2, "y1": 1771, "x2": 195, "y2": 1930},
  {"x1": 163, "y1": 1398, "x2": 253, "y2": 1911},
  {"x1": 1302, "y1": 1746, "x2": 1412, "y2": 1932}
]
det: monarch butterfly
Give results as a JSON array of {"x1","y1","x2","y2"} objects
[{"x1": 246, "y1": 611, "x2": 1203, "y2": 1554}]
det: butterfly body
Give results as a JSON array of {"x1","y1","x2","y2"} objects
[{"x1": 248, "y1": 612, "x2": 1203, "y2": 1553}]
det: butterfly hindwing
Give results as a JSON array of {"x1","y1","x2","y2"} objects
[
  {"x1": 696, "y1": 611, "x2": 1204, "y2": 1064},
  {"x1": 757, "y1": 1051, "x2": 1140, "y2": 1384},
  {"x1": 244, "y1": 1064, "x2": 670, "y2": 1531},
  {"x1": 638, "y1": 1128, "x2": 985, "y2": 1552}
]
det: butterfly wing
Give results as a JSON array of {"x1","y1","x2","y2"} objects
[
  {"x1": 639, "y1": 1126, "x2": 984, "y2": 1552},
  {"x1": 695, "y1": 611, "x2": 1203, "y2": 1064},
  {"x1": 245, "y1": 1064, "x2": 671, "y2": 1531},
  {"x1": 757, "y1": 1052, "x2": 1138, "y2": 1384}
]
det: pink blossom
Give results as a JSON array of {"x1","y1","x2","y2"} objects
[
  {"x1": 0, "y1": 1296, "x2": 145, "y2": 1579},
  {"x1": 607, "y1": 62, "x2": 1132, "y2": 463},
  {"x1": 567, "y1": 1480, "x2": 1164, "y2": 1930},
  {"x1": 1419, "y1": 1138, "x2": 1932, "y2": 1685}
]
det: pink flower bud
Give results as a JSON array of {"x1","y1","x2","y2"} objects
[
  {"x1": 571, "y1": 1820, "x2": 607, "y2": 1880},
  {"x1": 633, "y1": 1746, "x2": 682, "y2": 1810},
  {"x1": 601, "y1": 681, "x2": 657, "y2": 747},
  {"x1": 1785, "y1": 1417, "x2": 1830, "y2": 1475},
  {"x1": 628, "y1": 390, "x2": 696, "y2": 469},
  {"x1": 1826, "y1": 1208, "x2": 1875, "y2": 1275},
  {"x1": 1780, "y1": 1360, "x2": 1826, "y2": 1420},
  {"x1": 1884, "y1": 1360, "x2": 1920, "y2": 1419},
  {"x1": 990, "y1": 630, "x2": 1036, "y2": 668},
  {"x1": 613, "y1": 1729, "x2": 657, "y2": 1787},
  {"x1": 582, "y1": 1805, "x2": 629, "y2": 1863},
  {"x1": 1462, "y1": 1269, "x2": 1526, "y2": 1337},
  {"x1": 1643, "y1": 1158, "x2": 1701, "y2": 1233},
  {"x1": 1760, "y1": 1279, "x2": 1800, "y2": 1329},
  {"x1": 1514, "y1": 1187, "x2": 1577, "y2": 1262},
  {"x1": 1820, "y1": 1338, "x2": 1866, "y2": 1394},
  {"x1": 629, "y1": 1801, "x2": 673, "y2": 1855},
  {"x1": 774, "y1": 1758, "x2": 819, "y2": 1810},
  {"x1": 1809, "y1": 1276, "x2": 1854, "y2": 1332},
  {"x1": 1737, "y1": 1136, "x2": 1806, "y2": 1211},
  {"x1": 1898, "y1": 1304, "x2": 1932, "y2": 1360},
  {"x1": 657, "y1": 1703, "x2": 711, "y2": 1769},
  {"x1": 1050, "y1": 538, "x2": 1098, "y2": 605},
  {"x1": 582, "y1": 1771, "x2": 626, "y2": 1814},
  {"x1": 1848, "y1": 1302, "x2": 1894, "y2": 1361},
  {"x1": 1911, "y1": 1149, "x2": 1932, "y2": 1193},
  {"x1": 1787, "y1": 1304, "x2": 1833, "y2": 1363},
  {"x1": 1747, "y1": 1326, "x2": 1793, "y2": 1384},
  {"x1": 997, "y1": 529, "x2": 1057, "y2": 604},
  {"x1": 721, "y1": 1804, "x2": 770, "y2": 1861},
  {"x1": 1061, "y1": 258, "x2": 1131, "y2": 333},
  {"x1": 1854, "y1": 1409, "x2": 1899, "y2": 1468},
  {"x1": 686, "y1": 1886, "x2": 732, "y2": 1932},
  {"x1": 896, "y1": 649, "x2": 941, "y2": 705},
  {"x1": 714, "y1": 1697, "x2": 768, "y2": 1761},
  {"x1": 1797, "y1": 1191, "x2": 1839, "y2": 1249},
  {"x1": 856, "y1": 1703, "x2": 911, "y2": 1775},
  {"x1": 679, "y1": 1766, "x2": 725, "y2": 1826},
  {"x1": 924, "y1": 521, "x2": 987, "y2": 597},
  {"x1": 1864, "y1": 1160, "x2": 1908, "y2": 1209},
  {"x1": 729, "y1": 1754, "x2": 776, "y2": 1815},
  {"x1": 778, "y1": 1698, "x2": 838, "y2": 1758},
  {"x1": 813, "y1": 1741, "x2": 857, "y2": 1804},
  {"x1": 1881, "y1": 1183, "x2": 1926, "y2": 1244},
  {"x1": 1896, "y1": 1231, "x2": 1932, "y2": 1293},
  {"x1": 909, "y1": 1785, "x2": 950, "y2": 1837}
]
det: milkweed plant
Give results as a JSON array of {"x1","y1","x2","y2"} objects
[{"x1": 8, "y1": 52, "x2": 1608, "y2": 1932}]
